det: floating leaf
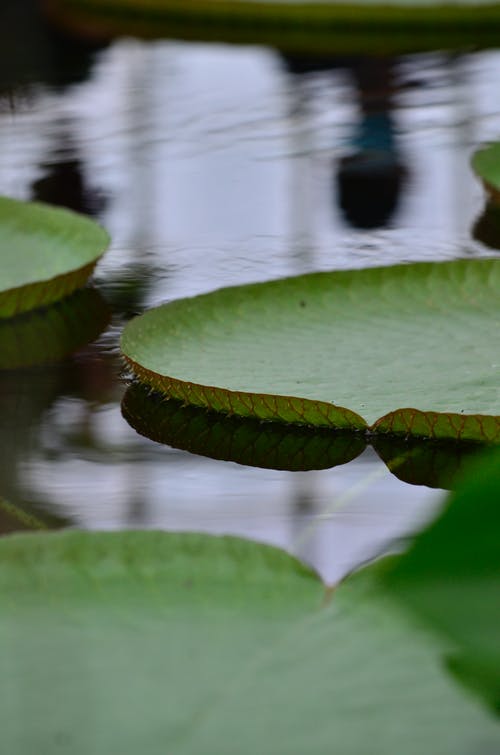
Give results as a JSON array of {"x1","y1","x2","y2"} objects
[
  {"x1": 2, "y1": 530, "x2": 500, "y2": 753},
  {"x1": 0, "y1": 288, "x2": 110, "y2": 370},
  {"x1": 121, "y1": 259, "x2": 500, "y2": 442},
  {"x1": 44, "y1": 0, "x2": 500, "y2": 55},
  {"x1": 384, "y1": 448, "x2": 500, "y2": 712},
  {"x1": 0, "y1": 196, "x2": 109, "y2": 318}
]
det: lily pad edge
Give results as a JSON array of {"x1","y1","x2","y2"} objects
[{"x1": 122, "y1": 359, "x2": 500, "y2": 443}]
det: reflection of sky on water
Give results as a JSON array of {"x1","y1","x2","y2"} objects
[{"x1": 1, "y1": 38, "x2": 499, "y2": 581}]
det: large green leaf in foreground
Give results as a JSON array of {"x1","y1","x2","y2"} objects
[
  {"x1": 43, "y1": 0, "x2": 500, "y2": 55},
  {"x1": 121, "y1": 259, "x2": 500, "y2": 442},
  {"x1": 2, "y1": 530, "x2": 500, "y2": 754},
  {"x1": 0, "y1": 197, "x2": 109, "y2": 318},
  {"x1": 385, "y1": 448, "x2": 500, "y2": 712}
]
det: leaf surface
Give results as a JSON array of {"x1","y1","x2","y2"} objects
[
  {"x1": 121, "y1": 259, "x2": 500, "y2": 442},
  {"x1": 1, "y1": 530, "x2": 500, "y2": 754},
  {"x1": 0, "y1": 197, "x2": 109, "y2": 318}
]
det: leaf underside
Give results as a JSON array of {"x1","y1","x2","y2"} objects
[
  {"x1": 2, "y1": 530, "x2": 499, "y2": 754},
  {"x1": 0, "y1": 196, "x2": 109, "y2": 318},
  {"x1": 121, "y1": 259, "x2": 500, "y2": 442},
  {"x1": 44, "y1": 0, "x2": 500, "y2": 55}
]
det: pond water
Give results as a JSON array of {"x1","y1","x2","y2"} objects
[{"x1": 1, "y1": 17, "x2": 498, "y2": 583}]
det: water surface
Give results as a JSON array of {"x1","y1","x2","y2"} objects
[{"x1": 1, "y1": 33, "x2": 498, "y2": 581}]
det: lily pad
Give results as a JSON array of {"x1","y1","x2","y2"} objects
[
  {"x1": 121, "y1": 259, "x2": 500, "y2": 443},
  {"x1": 2, "y1": 529, "x2": 500, "y2": 753},
  {"x1": 384, "y1": 447, "x2": 500, "y2": 712},
  {"x1": 0, "y1": 288, "x2": 110, "y2": 370},
  {"x1": 43, "y1": 0, "x2": 500, "y2": 55},
  {"x1": 0, "y1": 196, "x2": 109, "y2": 318}
]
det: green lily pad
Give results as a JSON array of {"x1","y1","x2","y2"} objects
[
  {"x1": 121, "y1": 259, "x2": 500, "y2": 443},
  {"x1": 384, "y1": 447, "x2": 500, "y2": 712},
  {"x1": 44, "y1": 0, "x2": 500, "y2": 55},
  {"x1": 0, "y1": 196, "x2": 109, "y2": 318},
  {"x1": 0, "y1": 288, "x2": 110, "y2": 370},
  {"x1": 2, "y1": 530, "x2": 500, "y2": 753}
]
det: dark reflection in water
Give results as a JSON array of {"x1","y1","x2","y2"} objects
[
  {"x1": 0, "y1": 347, "x2": 120, "y2": 525},
  {"x1": 0, "y1": 290, "x2": 115, "y2": 533},
  {"x1": 0, "y1": 288, "x2": 110, "y2": 370},
  {"x1": 371, "y1": 436, "x2": 485, "y2": 490},
  {"x1": 282, "y1": 53, "x2": 406, "y2": 230},
  {"x1": 122, "y1": 382, "x2": 366, "y2": 472},
  {"x1": 95, "y1": 262, "x2": 159, "y2": 320},
  {"x1": 0, "y1": 366, "x2": 70, "y2": 532},
  {"x1": 1, "y1": 1, "x2": 109, "y2": 225},
  {"x1": 473, "y1": 202, "x2": 500, "y2": 252},
  {"x1": 0, "y1": 0, "x2": 108, "y2": 94},
  {"x1": 32, "y1": 156, "x2": 107, "y2": 216}
]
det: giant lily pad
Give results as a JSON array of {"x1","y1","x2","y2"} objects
[
  {"x1": 0, "y1": 196, "x2": 109, "y2": 318},
  {"x1": 2, "y1": 528, "x2": 500, "y2": 753},
  {"x1": 121, "y1": 259, "x2": 500, "y2": 443},
  {"x1": 43, "y1": 0, "x2": 500, "y2": 55}
]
